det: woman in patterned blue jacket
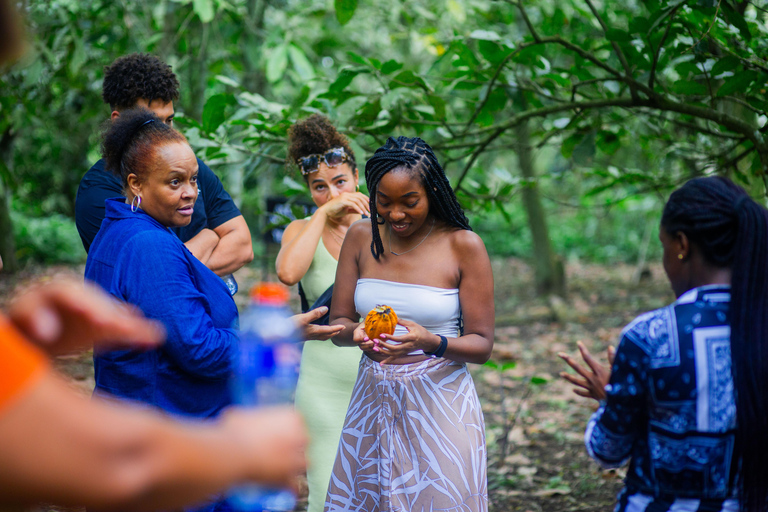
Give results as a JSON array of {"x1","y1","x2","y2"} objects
[{"x1": 561, "y1": 176, "x2": 768, "y2": 512}]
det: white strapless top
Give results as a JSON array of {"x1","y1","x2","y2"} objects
[{"x1": 355, "y1": 278, "x2": 461, "y2": 355}]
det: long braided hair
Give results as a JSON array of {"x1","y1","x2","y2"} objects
[
  {"x1": 661, "y1": 176, "x2": 768, "y2": 512},
  {"x1": 364, "y1": 136, "x2": 471, "y2": 259}
]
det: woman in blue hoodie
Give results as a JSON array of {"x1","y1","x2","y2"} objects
[
  {"x1": 84, "y1": 108, "x2": 241, "y2": 512},
  {"x1": 85, "y1": 108, "x2": 237, "y2": 422}
]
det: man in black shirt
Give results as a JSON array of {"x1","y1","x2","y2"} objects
[{"x1": 75, "y1": 54, "x2": 252, "y2": 292}]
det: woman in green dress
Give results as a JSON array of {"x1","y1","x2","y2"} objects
[{"x1": 276, "y1": 114, "x2": 370, "y2": 512}]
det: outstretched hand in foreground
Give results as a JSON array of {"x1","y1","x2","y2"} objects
[
  {"x1": 558, "y1": 341, "x2": 615, "y2": 403},
  {"x1": 7, "y1": 278, "x2": 164, "y2": 356}
]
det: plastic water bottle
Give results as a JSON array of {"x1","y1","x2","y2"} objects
[{"x1": 229, "y1": 283, "x2": 302, "y2": 512}]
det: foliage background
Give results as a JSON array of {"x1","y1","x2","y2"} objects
[{"x1": 1, "y1": 0, "x2": 766, "y2": 282}]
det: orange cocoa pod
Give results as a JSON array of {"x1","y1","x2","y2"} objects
[{"x1": 364, "y1": 305, "x2": 398, "y2": 340}]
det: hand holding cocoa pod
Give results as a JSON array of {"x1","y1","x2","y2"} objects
[{"x1": 363, "y1": 305, "x2": 398, "y2": 340}]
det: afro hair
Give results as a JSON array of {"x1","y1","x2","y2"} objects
[
  {"x1": 102, "y1": 53, "x2": 180, "y2": 110},
  {"x1": 287, "y1": 114, "x2": 356, "y2": 174}
]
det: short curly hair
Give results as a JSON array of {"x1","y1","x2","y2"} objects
[
  {"x1": 102, "y1": 53, "x2": 180, "y2": 110},
  {"x1": 287, "y1": 114, "x2": 356, "y2": 176}
]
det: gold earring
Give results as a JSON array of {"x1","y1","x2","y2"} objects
[
  {"x1": 678, "y1": 254, "x2": 684, "y2": 260},
  {"x1": 356, "y1": 184, "x2": 360, "y2": 192}
]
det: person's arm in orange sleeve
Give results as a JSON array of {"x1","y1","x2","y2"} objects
[
  {"x1": 0, "y1": 282, "x2": 307, "y2": 511},
  {"x1": 0, "y1": 364, "x2": 306, "y2": 511}
]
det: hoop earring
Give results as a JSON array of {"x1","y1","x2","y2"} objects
[
  {"x1": 376, "y1": 214, "x2": 386, "y2": 225},
  {"x1": 356, "y1": 184, "x2": 360, "y2": 192},
  {"x1": 131, "y1": 195, "x2": 142, "y2": 213}
]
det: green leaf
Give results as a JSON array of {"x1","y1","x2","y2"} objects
[
  {"x1": 266, "y1": 45, "x2": 288, "y2": 83},
  {"x1": 530, "y1": 376, "x2": 548, "y2": 385},
  {"x1": 335, "y1": 0, "x2": 358, "y2": 26},
  {"x1": 478, "y1": 40, "x2": 511, "y2": 66},
  {"x1": 214, "y1": 75, "x2": 241, "y2": 88},
  {"x1": 672, "y1": 80, "x2": 708, "y2": 95},
  {"x1": 674, "y1": 60, "x2": 700, "y2": 79},
  {"x1": 561, "y1": 132, "x2": 585, "y2": 159},
  {"x1": 596, "y1": 130, "x2": 621, "y2": 155},
  {"x1": 356, "y1": 98, "x2": 382, "y2": 125},
  {"x1": 391, "y1": 70, "x2": 428, "y2": 90},
  {"x1": 346, "y1": 51, "x2": 369, "y2": 66},
  {"x1": 512, "y1": 45, "x2": 545, "y2": 67},
  {"x1": 710, "y1": 56, "x2": 741, "y2": 77},
  {"x1": 541, "y1": 73, "x2": 570, "y2": 88},
  {"x1": 481, "y1": 87, "x2": 508, "y2": 113},
  {"x1": 447, "y1": 0, "x2": 466, "y2": 22},
  {"x1": 721, "y1": 3, "x2": 751, "y2": 41},
  {"x1": 288, "y1": 44, "x2": 315, "y2": 81},
  {"x1": 605, "y1": 28, "x2": 632, "y2": 42},
  {"x1": 452, "y1": 79, "x2": 483, "y2": 91},
  {"x1": 193, "y1": 0, "x2": 215, "y2": 23},
  {"x1": 380, "y1": 59, "x2": 403, "y2": 75},
  {"x1": 469, "y1": 29, "x2": 500, "y2": 41},
  {"x1": 202, "y1": 93, "x2": 235, "y2": 134},
  {"x1": 291, "y1": 85, "x2": 311, "y2": 109},
  {"x1": 329, "y1": 68, "x2": 362, "y2": 94},
  {"x1": 68, "y1": 36, "x2": 86, "y2": 76},
  {"x1": 484, "y1": 360, "x2": 500, "y2": 370},
  {"x1": 501, "y1": 361, "x2": 517, "y2": 371},
  {"x1": 716, "y1": 70, "x2": 758, "y2": 97},
  {"x1": 746, "y1": 95, "x2": 768, "y2": 114},
  {"x1": 541, "y1": 7, "x2": 567, "y2": 36},
  {"x1": 628, "y1": 16, "x2": 650, "y2": 34},
  {"x1": 475, "y1": 109, "x2": 494, "y2": 127},
  {"x1": 428, "y1": 95, "x2": 446, "y2": 120}
]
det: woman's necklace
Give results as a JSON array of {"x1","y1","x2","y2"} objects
[
  {"x1": 326, "y1": 224, "x2": 346, "y2": 245},
  {"x1": 389, "y1": 218, "x2": 435, "y2": 256}
]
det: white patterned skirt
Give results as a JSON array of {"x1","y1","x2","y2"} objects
[{"x1": 324, "y1": 355, "x2": 488, "y2": 512}]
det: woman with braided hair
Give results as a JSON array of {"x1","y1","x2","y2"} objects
[
  {"x1": 276, "y1": 114, "x2": 367, "y2": 512},
  {"x1": 326, "y1": 136, "x2": 494, "y2": 512},
  {"x1": 560, "y1": 176, "x2": 768, "y2": 511}
]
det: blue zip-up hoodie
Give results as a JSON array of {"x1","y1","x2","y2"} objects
[{"x1": 85, "y1": 198, "x2": 238, "y2": 418}]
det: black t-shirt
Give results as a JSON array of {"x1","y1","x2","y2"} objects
[{"x1": 75, "y1": 158, "x2": 241, "y2": 253}]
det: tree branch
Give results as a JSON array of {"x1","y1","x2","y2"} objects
[
  {"x1": 639, "y1": 110, "x2": 746, "y2": 139},
  {"x1": 749, "y1": 0, "x2": 768, "y2": 13},
  {"x1": 462, "y1": 51, "x2": 518, "y2": 133},
  {"x1": 652, "y1": 96, "x2": 766, "y2": 151},
  {"x1": 455, "y1": 126, "x2": 507, "y2": 191},
  {"x1": 583, "y1": 0, "x2": 637, "y2": 99},
  {"x1": 570, "y1": 77, "x2": 621, "y2": 102},
  {"x1": 506, "y1": 0, "x2": 541, "y2": 42},
  {"x1": 720, "y1": 95, "x2": 767, "y2": 116},
  {"x1": 720, "y1": 144, "x2": 755, "y2": 172},
  {"x1": 649, "y1": 4, "x2": 680, "y2": 92},
  {"x1": 683, "y1": 0, "x2": 721, "y2": 54}
]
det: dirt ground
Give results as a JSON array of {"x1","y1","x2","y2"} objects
[{"x1": 0, "y1": 257, "x2": 674, "y2": 512}]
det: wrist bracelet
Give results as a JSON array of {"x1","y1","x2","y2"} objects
[{"x1": 426, "y1": 335, "x2": 448, "y2": 358}]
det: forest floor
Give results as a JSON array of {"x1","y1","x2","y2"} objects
[{"x1": 0, "y1": 257, "x2": 674, "y2": 512}]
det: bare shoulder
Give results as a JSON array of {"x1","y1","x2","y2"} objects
[
  {"x1": 346, "y1": 218, "x2": 373, "y2": 242},
  {"x1": 448, "y1": 228, "x2": 489, "y2": 256}
]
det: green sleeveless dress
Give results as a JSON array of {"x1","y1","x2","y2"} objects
[{"x1": 294, "y1": 238, "x2": 361, "y2": 512}]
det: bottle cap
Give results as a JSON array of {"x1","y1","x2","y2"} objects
[{"x1": 250, "y1": 282, "x2": 290, "y2": 305}]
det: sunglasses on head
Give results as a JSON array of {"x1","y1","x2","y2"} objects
[{"x1": 297, "y1": 147, "x2": 350, "y2": 176}]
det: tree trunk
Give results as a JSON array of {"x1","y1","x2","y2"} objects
[
  {"x1": 186, "y1": 19, "x2": 208, "y2": 121},
  {"x1": 0, "y1": 129, "x2": 17, "y2": 273},
  {"x1": 160, "y1": 1, "x2": 178, "y2": 60},
  {"x1": 0, "y1": 187, "x2": 17, "y2": 273},
  {"x1": 514, "y1": 120, "x2": 565, "y2": 296},
  {"x1": 242, "y1": 0, "x2": 268, "y2": 93}
]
